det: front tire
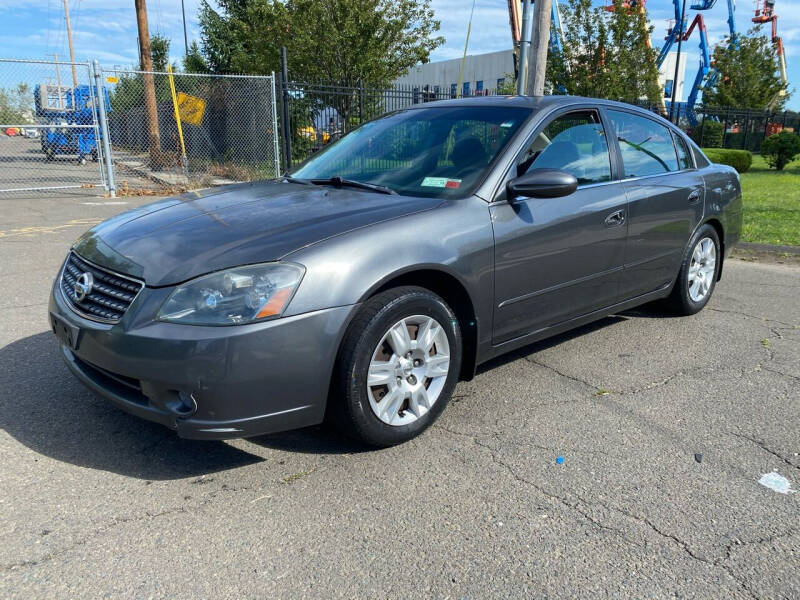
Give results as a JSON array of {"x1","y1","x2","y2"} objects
[
  {"x1": 332, "y1": 286, "x2": 462, "y2": 447},
  {"x1": 667, "y1": 224, "x2": 720, "y2": 315}
]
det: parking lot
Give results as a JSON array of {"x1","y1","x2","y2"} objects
[
  {"x1": 0, "y1": 135, "x2": 106, "y2": 195},
  {"x1": 1, "y1": 194, "x2": 798, "y2": 599}
]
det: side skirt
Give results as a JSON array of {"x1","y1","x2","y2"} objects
[{"x1": 478, "y1": 283, "x2": 673, "y2": 366}]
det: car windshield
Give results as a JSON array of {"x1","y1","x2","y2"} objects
[{"x1": 291, "y1": 105, "x2": 531, "y2": 198}]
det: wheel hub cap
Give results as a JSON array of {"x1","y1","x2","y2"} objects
[
  {"x1": 367, "y1": 315, "x2": 451, "y2": 427},
  {"x1": 688, "y1": 237, "x2": 716, "y2": 302}
]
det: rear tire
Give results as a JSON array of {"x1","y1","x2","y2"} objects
[
  {"x1": 331, "y1": 286, "x2": 462, "y2": 447},
  {"x1": 666, "y1": 224, "x2": 720, "y2": 315}
]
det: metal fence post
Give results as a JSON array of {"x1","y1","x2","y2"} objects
[
  {"x1": 742, "y1": 110, "x2": 750, "y2": 150},
  {"x1": 92, "y1": 60, "x2": 116, "y2": 197},
  {"x1": 722, "y1": 108, "x2": 729, "y2": 148},
  {"x1": 699, "y1": 110, "x2": 706, "y2": 147},
  {"x1": 359, "y1": 81, "x2": 364, "y2": 125},
  {"x1": 280, "y1": 47, "x2": 292, "y2": 173},
  {"x1": 270, "y1": 72, "x2": 281, "y2": 178}
]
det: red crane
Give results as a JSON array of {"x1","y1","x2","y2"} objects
[{"x1": 752, "y1": 0, "x2": 788, "y2": 110}]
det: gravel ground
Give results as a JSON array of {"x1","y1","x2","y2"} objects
[{"x1": 1, "y1": 194, "x2": 798, "y2": 599}]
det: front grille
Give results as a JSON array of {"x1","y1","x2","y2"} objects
[{"x1": 60, "y1": 252, "x2": 144, "y2": 323}]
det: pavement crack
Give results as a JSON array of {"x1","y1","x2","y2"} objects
[
  {"x1": 0, "y1": 504, "x2": 191, "y2": 573},
  {"x1": 439, "y1": 426, "x2": 763, "y2": 599},
  {"x1": 729, "y1": 432, "x2": 800, "y2": 472},
  {"x1": 708, "y1": 307, "x2": 795, "y2": 329},
  {"x1": 524, "y1": 356, "x2": 600, "y2": 392},
  {"x1": 760, "y1": 365, "x2": 800, "y2": 383},
  {"x1": 435, "y1": 424, "x2": 618, "y2": 458}
]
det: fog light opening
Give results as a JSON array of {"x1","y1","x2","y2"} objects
[{"x1": 166, "y1": 390, "x2": 198, "y2": 417}]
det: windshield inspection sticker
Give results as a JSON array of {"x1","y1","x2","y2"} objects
[{"x1": 421, "y1": 177, "x2": 461, "y2": 189}]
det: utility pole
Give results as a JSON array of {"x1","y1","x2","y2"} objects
[
  {"x1": 181, "y1": 0, "x2": 189, "y2": 56},
  {"x1": 517, "y1": 0, "x2": 532, "y2": 95},
  {"x1": 526, "y1": 0, "x2": 552, "y2": 96},
  {"x1": 53, "y1": 53, "x2": 65, "y2": 109},
  {"x1": 62, "y1": 0, "x2": 78, "y2": 88},
  {"x1": 135, "y1": 0, "x2": 163, "y2": 168},
  {"x1": 669, "y1": 0, "x2": 688, "y2": 123}
]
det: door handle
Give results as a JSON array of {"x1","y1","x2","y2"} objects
[
  {"x1": 688, "y1": 188, "x2": 702, "y2": 204},
  {"x1": 604, "y1": 209, "x2": 625, "y2": 227}
]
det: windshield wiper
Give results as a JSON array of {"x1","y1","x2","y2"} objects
[
  {"x1": 310, "y1": 176, "x2": 396, "y2": 195},
  {"x1": 281, "y1": 176, "x2": 315, "y2": 186}
]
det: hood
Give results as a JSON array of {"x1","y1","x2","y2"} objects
[{"x1": 73, "y1": 181, "x2": 440, "y2": 286}]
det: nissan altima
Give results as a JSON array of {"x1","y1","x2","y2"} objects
[{"x1": 49, "y1": 96, "x2": 742, "y2": 447}]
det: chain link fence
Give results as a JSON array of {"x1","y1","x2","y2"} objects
[
  {"x1": 0, "y1": 57, "x2": 107, "y2": 194},
  {"x1": 101, "y1": 69, "x2": 280, "y2": 194}
]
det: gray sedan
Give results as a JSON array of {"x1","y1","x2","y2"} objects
[{"x1": 49, "y1": 96, "x2": 742, "y2": 447}]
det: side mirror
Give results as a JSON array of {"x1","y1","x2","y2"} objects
[{"x1": 507, "y1": 168, "x2": 578, "y2": 199}]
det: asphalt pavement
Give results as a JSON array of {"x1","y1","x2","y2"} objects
[{"x1": 1, "y1": 194, "x2": 798, "y2": 599}]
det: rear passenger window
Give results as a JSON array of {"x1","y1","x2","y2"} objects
[
  {"x1": 673, "y1": 133, "x2": 692, "y2": 170},
  {"x1": 608, "y1": 110, "x2": 679, "y2": 177},
  {"x1": 519, "y1": 110, "x2": 611, "y2": 185}
]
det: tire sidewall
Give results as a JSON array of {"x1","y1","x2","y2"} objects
[
  {"x1": 675, "y1": 224, "x2": 720, "y2": 314},
  {"x1": 344, "y1": 289, "x2": 462, "y2": 446}
]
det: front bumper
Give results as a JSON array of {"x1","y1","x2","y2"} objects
[{"x1": 49, "y1": 280, "x2": 354, "y2": 439}]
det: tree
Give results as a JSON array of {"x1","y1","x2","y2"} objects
[
  {"x1": 183, "y1": 41, "x2": 209, "y2": 73},
  {"x1": 150, "y1": 34, "x2": 172, "y2": 72},
  {"x1": 703, "y1": 28, "x2": 790, "y2": 110},
  {"x1": 195, "y1": 0, "x2": 444, "y2": 86},
  {"x1": 546, "y1": 0, "x2": 661, "y2": 105},
  {"x1": 0, "y1": 84, "x2": 33, "y2": 125},
  {"x1": 760, "y1": 131, "x2": 800, "y2": 170}
]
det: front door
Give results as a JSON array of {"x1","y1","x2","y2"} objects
[
  {"x1": 605, "y1": 109, "x2": 705, "y2": 299},
  {"x1": 490, "y1": 109, "x2": 628, "y2": 344}
]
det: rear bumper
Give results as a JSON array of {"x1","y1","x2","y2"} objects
[{"x1": 50, "y1": 282, "x2": 354, "y2": 439}]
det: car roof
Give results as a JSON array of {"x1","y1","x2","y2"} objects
[{"x1": 407, "y1": 95, "x2": 679, "y2": 130}]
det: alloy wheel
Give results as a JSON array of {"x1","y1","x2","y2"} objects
[
  {"x1": 688, "y1": 237, "x2": 716, "y2": 302},
  {"x1": 366, "y1": 315, "x2": 451, "y2": 426}
]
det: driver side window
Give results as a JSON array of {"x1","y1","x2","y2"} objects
[{"x1": 517, "y1": 110, "x2": 612, "y2": 185}]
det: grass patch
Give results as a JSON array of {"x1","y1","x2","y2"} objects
[
  {"x1": 738, "y1": 154, "x2": 800, "y2": 246},
  {"x1": 280, "y1": 468, "x2": 314, "y2": 485}
]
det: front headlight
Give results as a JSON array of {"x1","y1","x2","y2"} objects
[{"x1": 157, "y1": 262, "x2": 305, "y2": 326}]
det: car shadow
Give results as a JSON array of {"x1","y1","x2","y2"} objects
[
  {"x1": 250, "y1": 426, "x2": 371, "y2": 455},
  {"x1": 619, "y1": 300, "x2": 684, "y2": 319},
  {"x1": 476, "y1": 314, "x2": 629, "y2": 374},
  {"x1": 0, "y1": 331, "x2": 264, "y2": 480},
  {"x1": 475, "y1": 300, "x2": 680, "y2": 375}
]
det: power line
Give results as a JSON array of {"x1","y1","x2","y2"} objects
[{"x1": 45, "y1": 0, "x2": 52, "y2": 54}]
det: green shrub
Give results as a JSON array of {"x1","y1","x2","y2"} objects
[
  {"x1": 691, "y1": 120, "x2": 724, "y2": 148},
  {"x1": 703, "y1": 148, "x2": 753, "y2": 173},
  {"x1": 760, "y1": 131, "x2": 800, "y2": 171}
]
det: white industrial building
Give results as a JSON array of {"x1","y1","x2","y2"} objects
[{"x1": 394, "y1": 48, "x2": 687, "y2": 100}]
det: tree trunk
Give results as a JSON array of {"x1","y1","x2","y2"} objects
[
  {"x1": 135, "y1": 0, "x2": 163, "y2": 169},
  {"x1": 526, "y1": 0, "x2": 552, "y2": 96}
]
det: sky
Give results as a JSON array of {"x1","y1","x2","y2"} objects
[{"x1": 0, "y1": 0, "x2": 797, "y2": 109}]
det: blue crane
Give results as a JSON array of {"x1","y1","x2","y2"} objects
[
  {"x1": 34, "y1": 83, "x2": 111, "y2": 164},
  {"x1": 656, "y1": 0, "x2": 738, "y2": 125}
]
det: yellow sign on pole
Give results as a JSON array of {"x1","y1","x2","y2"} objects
[
  {"x1": 105, "y1": 75, "x2": 119, "y2": 84},
  {"x1": 176, "y1": 92, "x2": 206, "y2": 126},
  {"x1": 166, "y1": 65, "x2": 188, "y2": 178}
]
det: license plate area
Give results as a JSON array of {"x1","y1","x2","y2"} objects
[{"x1": 51, "y1": 312, "x2": 81, "y2": 351}]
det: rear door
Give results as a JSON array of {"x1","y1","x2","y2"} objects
[
  {"x1": 490, "y1": 108, "x2": 628, "y2": 344},
  {"x1": 606, "y1": 110, "x2": 705, "y2": 299}
]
